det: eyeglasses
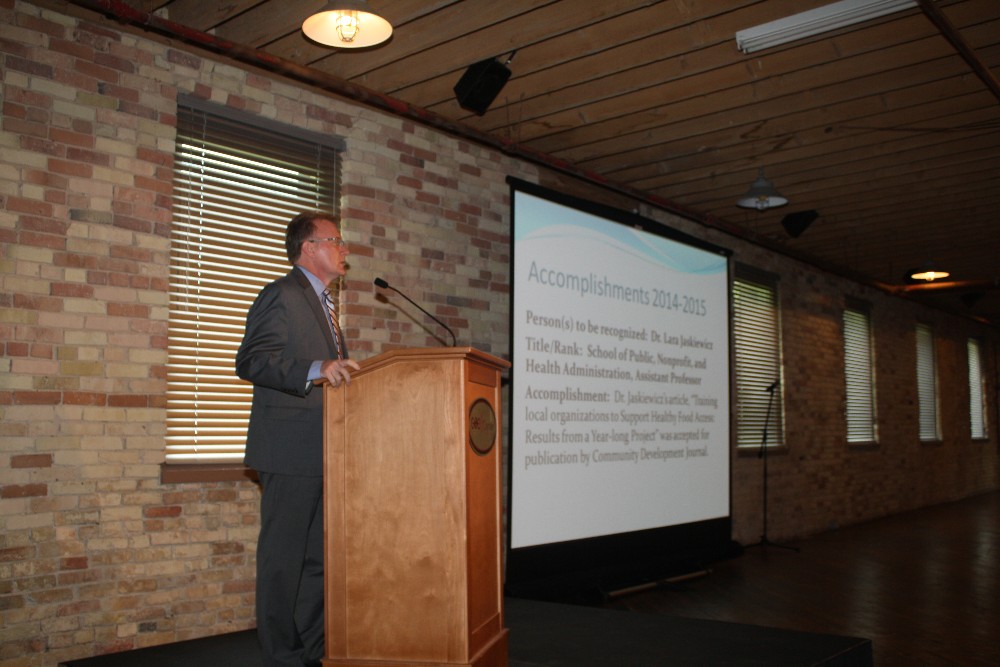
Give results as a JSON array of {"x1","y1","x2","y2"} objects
[{"x1": 306, "y1": 237, "x2": 348, "y2": 248}]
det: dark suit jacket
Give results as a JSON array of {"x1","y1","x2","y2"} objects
[{"x1": 236, "y1": 267, "x2": 343, "y2": 476}]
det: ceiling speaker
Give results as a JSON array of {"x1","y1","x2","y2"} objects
[
  {"x1": 780, "y1": 209, "x2": 819, "y2": 238},
  {"x1": 454, "y1": 58, "x2": 511, "y2": 116}
]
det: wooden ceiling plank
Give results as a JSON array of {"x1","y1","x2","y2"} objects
[
  {"x1": 297, "y1": 0, "x2": 560, "y2": 84},
  {"x1": 157, "y1": 0, "x2": 265, "y2": 31},
  {"x1": 401, "y1": 0, "x2": 768, "y2": 111},
  {"x1": 521, "y1": 33, "x2": 975, "y2": 154},
  {"x1": 744, "y1": 153, "x2": 1000, "y2": 226},
  {"x1": 612, "y1": 95, "x2": 1000, "y2": 188},
  {"x1": 465, "y1": 13, "x2": 933, "y2": 139},
  {"x1": 335, "y1": 0, "x2": 662, "y2": 93},
  {"x1": 517, "y1": 6, "x2": 999, "y2": 152},
  {"x1": 205, "y1": 0, "x2": 326, "y2": 45},
  {"x1": 402, "y1": 23, "x2": 705, "y2": 110},
  {"x1": 784, "y1": 185, "x2": 1000, "y2": 255},
  {"x1": 540, "y1": 34, "x2": 1000, "y2": 172},
  {"x1": 619, "y1": 88, "x2": 1000, "y2": 191},
  {"x1": 463, "y1": 7, "x2": 946, "y2": 132},
  {"x1": 700, "y1": 167, "x2": 1000, "y2": 256},
  {"x1": 674, "y1": 131, "x2": 1000, "y2": 211},
  {"x1": 672, "y1": 138, "x2": 1000, "y2": 216}
]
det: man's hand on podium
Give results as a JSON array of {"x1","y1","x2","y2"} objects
[{"x1": 320, "y1": 358, "x2": 361, "y2": 388}]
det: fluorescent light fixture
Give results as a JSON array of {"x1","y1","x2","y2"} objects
[{"x1": 735, "y1": 0, "x2": 917, "y2": 54}]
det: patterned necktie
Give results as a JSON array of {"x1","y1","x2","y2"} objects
[{"x1": 321, "y1": 289, "x2": 344, "y2": 359}]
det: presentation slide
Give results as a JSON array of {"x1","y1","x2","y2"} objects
[{"x1": 510, "y1": 181, "x2": 731, "y2": 553}]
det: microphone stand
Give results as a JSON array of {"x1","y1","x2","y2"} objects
[
  {"x1": 746, "y1": 380, "x2": 798, "y2": 551},
  {"x1": 374, "y1": 277, "x2": 457, "y2": 346}
]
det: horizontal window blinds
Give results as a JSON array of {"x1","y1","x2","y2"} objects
[
  {"x1": 843, "y1": 306, "x2": 877, "y2": 443},
  {"x1": 733, "y1": 274, "x2": 784, "y2": 448},
  {"x1": 166, "y1": 104, "x2": 340, "y2": 464},
  {"x1": 915, "y1": 323, "x2": 939, "y2": 442},
  {"x1": 968, "y1": 338, "x2": 987, "y2": 439}
]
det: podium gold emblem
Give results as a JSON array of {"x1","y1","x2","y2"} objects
[{"x1": 468, "y1": 398, "x2": 497, "y2": 455}]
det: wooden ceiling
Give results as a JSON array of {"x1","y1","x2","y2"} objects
[{"x1": 76, "y1": 0, "x2": 1000, "y2": 326}]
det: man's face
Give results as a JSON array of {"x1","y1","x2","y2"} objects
[{"x1": 301, "y1": 218, "x2": 349, "y2": 283}]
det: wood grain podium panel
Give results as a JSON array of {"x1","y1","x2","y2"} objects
[{"x1": 323, "y1": 348, "x2": 509, "y2": 667}]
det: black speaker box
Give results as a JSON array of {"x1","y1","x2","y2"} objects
[
  {"x1": 781, "y1": 210, "x2": 819, "y2": 238},
  {"x1": 454, "y1": 58, "x2": 511, "y2": 116}
]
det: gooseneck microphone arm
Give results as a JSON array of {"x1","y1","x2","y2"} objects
[{"x1": 374, "y1": 277, "x2": 457, "y2": 347}]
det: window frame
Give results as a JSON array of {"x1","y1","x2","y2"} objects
[
  {"x1": 968, "y1": 337, "x2": 988, "y2": 440},
  {"x1": 733, "y1": 265, "x2": 784, "y2": 452},
  {"x1": 915, "y1": 322, "x2": 941, "y2": 443},
  {"x1": 843, "y1": 299, "x2": 877, "y2": 445},
  {"x1": 163, "y1": 95, "x2": 343, "y2": 483}
]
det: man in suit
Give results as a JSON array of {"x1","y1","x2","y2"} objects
[{"x1": 236, "y1": 211, "x2": 360, "y2": 667}]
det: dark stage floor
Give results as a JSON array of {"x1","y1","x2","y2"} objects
[
  {"x1": 61, "y1": 596, "x2": 871, "y2": 667},
  {"x1": 58, "y1": 492, "x2": 1000, "y2": 666}
]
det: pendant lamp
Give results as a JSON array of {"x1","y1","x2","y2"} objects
[{"x1": 302, "y1": 0, "x2": 392, "y2": 48}]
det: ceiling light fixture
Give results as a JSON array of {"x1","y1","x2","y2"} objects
[
  {"x1": 735, "y1": 0, "x2": 917, "y2": 54},
  {"x1": 736, "y1": 169, "x2": 788, "y2": 211},
  {"x1": 909, "y1": 264, "x2": 951, "y2": 282},
  {"x1": 302, "y1": 0, "x2": 392, "y2": 49}
]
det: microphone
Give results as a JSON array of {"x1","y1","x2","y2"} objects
[
  {"x1": 767, "y1": 379, "x2": 780, "y2": 392},
  {"x1": 374, "y1": 277, "x2": 457, "y2": 346}
]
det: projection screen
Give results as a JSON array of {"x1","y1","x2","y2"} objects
[{"x1": 507, "y1": 179, "x2": 733, "y2": 592}]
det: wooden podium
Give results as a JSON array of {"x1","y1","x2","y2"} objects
[{"x1": 322, "y1": 347, "x2": 510, "y2": 667}]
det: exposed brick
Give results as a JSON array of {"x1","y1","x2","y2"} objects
[
  {"x1": 49, "y1": 158, "x2": 94, "y2": 178},
  {"x1": 13, "y1": 391, "x2": 61, "y2": 405},
  {"x1": 106, "y1": 303, "x2": 150, "y2": 318},
  {"x1": 60, "y1": 556, "x2": 88, "y2": 570},
  {"x1": 0, "y1": 546, "x2": 36, "y2": 562},
  {"x1": 48, "y1": 35, "x2": 98, "y2": 61},
  {"x1": 63, "y1": 391, "x2": 108, "y2": 406},
  {"x1": 210, "y1": 542, "x2": 244, "y2": 556},
  {"x1": 11, "y1": 454, "x2": 54, "y2": 469},
  {"x1": 6, "y1": 341, "x2": 30, "y2": 357},
  {"x1": 65, "y1": 146, "x2": 111, "y2": 166},
  {"x1": 107, "y1": 394, "x2": 149, "y2": 407},
  {"x1": 1, "y1": 483, "x2": 48, "y2": 498},
  {"x1": 111, "y1": 215, "x2": 154, "y2": 233},
  {"x1": 51, "y1": 282, "x2": 96, "y2": 299},
  {"x1": 57, "y1": 599, "x2": 102, "y2": 617},
  {"x1": 143, "y1": 506, "x2": 182, "y2": 519},
  {"x1": 4, "y1": 54, "x2": 54, "y2": 78},
  {"x1": 6, "y1": 195, "x2": 54, "y2": 217},
  {"x1": 166, "y1": 48, "x2": 200, "y2": 69}
]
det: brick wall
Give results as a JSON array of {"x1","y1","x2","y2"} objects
[{"x1": 1, "y1": 2, "x2": 997, "y2": 665}]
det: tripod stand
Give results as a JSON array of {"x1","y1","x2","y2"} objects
[{"x1": 746, "y1": 379, "x2": 797, "y2": 551}]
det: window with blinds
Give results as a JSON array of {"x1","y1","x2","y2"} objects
[
  {"x1": 733, "y1": 268, "x2": 784, "y2": 449},
  {"x1": 968, "y1": 338, "x2": 987, "y2": 439},
  {"x1": 915, "y1": 323, "x2": 940, "y2": 442},
  {"x1": 843, "y1": 303, "x2": 877, "y2": 444},
  {"x1": 166, "y1": 97, "x2": 341, "y2": 466}
]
